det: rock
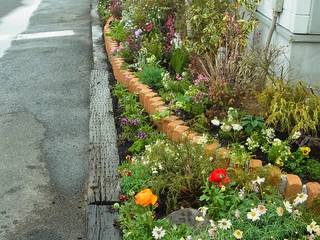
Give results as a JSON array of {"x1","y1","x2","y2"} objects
[{"x1": 166, "y1": 208, "x2": 209, "y2": 227}]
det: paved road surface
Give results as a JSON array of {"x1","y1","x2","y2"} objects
[{"x1": 0, "y1": 0, "x2": 90, "y2": 239}]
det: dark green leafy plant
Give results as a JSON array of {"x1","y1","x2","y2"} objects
[
  {"x1": 138, "y1": 64, "x2": 164, "y2": 90},
  {"x1": 304, "y1": 159, "x2": 320, "y2": 181},
  {"x1": 241, "y1": 115, "x2": 265, "y2": 135}
]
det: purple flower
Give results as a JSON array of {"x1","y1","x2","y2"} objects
[
  {"x1": 130, "y1": 119, "x2": 140, "y2": 126},
  {"x1": 137, "y1": 131, "x2": 147, "y2": 139},
  {"x1": 193, "y1": 74, "x2": 209, "y2": 86},
  {"x1": 134, "y1": 29, "x2": 143, "y2": 38},
  {"x1": 120, "y1": 117, "x2": 129, "y2": 126}
]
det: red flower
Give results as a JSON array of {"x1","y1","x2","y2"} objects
[
  {"x1": 209, "y1": 169, "x2": 230, "y2": 188},
  {"x1": 145, "y1": 22, "x2": 154, "y2": 32}
]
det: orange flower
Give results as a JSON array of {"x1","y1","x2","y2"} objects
[{"x1": 135, "y1": 189, "x2": 158, "y2": 207}]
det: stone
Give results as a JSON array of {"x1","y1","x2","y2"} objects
[{"x1": 167, "y1": 208, "x2": 208, "y2": 227}]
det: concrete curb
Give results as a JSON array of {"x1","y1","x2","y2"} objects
[{"x1": 104, "y1": 17, "x2": 320, "y2": 208}]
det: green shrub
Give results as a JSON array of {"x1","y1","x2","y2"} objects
[
  {"x1": 304, "y1": 159, "x2": 320, "y2": 181},
  {"x1": 109, "y1": 20, "x2": 127, "y2": 42},
  {"x1": 138, "y1": 64, "x2": 164, "y2": 90},
  {"x1": 143, "y1": 140, "x2": 213, "y2": 213},
  {"x1": 169, "y1": 47, "x2": 189, "y2": 74},
  {"x1": 258, "y1": 80, "x2": 320, "y2": 134}
]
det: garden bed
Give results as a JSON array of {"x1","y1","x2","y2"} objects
[{"x1": 99, "y1": 0, "x2": 320, "y2": 239}]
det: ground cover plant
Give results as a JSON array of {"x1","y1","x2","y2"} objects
[{"x1": 100, "y1": 0, "x2": 320, "y2": 238}]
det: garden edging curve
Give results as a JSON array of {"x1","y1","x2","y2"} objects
[{"x1": 103, "y1": 17, "x2": 320, "y2": 208}]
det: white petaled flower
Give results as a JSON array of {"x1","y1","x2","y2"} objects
[
  {"x1": 283, "y1": 201, "x2": 293, "y2": 213},
  {"x1": 198, "y1": 207, "x2": 208, "y2": 217},
  {"x1": 307, "y1": 220, "x2": 319, "y2": 234},
  {"x1": 293, "y1": 209, "x2": 302, "y2": 216},
  {"x1": 233, "y1": 229, "x2": 243, "y2": 239},
  {"x1": 198, "y1": 134, "x2": 208, "y2": 145},
  {"x1": 157, "y1": 163, "x2": 163, "y2": 170},
  {"x1": 211, "y1": 118, "x2": 220, "y2": 126},
  {"x1": 209, "y1": 220, "x2": 216, "y2": 227},
  {"x1": 246, "y1": 137, "x2": 259, "y2": 150},
  {"x1": 239, "y1": 188, "x2": 245, "y2": 200},
  {"x1": 232, "y1": 123, "x2": 243, "y2": 131},
  {"x1": 263, "y1": 128, "x2": 275, "y2": 142},
  {"x1": 247, "y1": 208, "x2": 261, "y2": 221},
  {"x1": 276, "y1": 207, "x2": 284, "y2": 216},
  {"x1": 257, "y1": 204, "x2": 267, "y2": 215},
  {"x1": 208, "y1": 227, "x2": 217, "y2": 238},
  {"x1": 272, "y1": 138, "x2": 282, "y2": 146},
  {"x1": 221, "y1": 123, "x2": 232, "y2": 132},
  {"x1": 195, "y1": 216, "x2": 205, "y2": 222},
  {"x1": 151, "y1": 167, "x2": 158, "y2": 175},
  {"x1": 217, "y1": 219, "x2": 232, "y2": 230},
  {"x1": 291, "y1": 131, "x2": 301, "y2": 140},
  {"x1": 293, "y1": 193, "x2": 308, "y2": 206},
  {"x1": 186, "y1": 236, "x2": 192, "y2": 240},
  {"x1": 252, "y1": 176, "x2": 265, "y2": 185},
  {"x1": 234, "y1": 209, "x2": 241, "y2": 219},
  {"x1": 152, "y1": 226, "x2": 166, "y2": 240}
]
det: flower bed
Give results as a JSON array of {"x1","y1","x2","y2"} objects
[{"x1": 99, "y1": 0, "x2": 320, "y2": 239}]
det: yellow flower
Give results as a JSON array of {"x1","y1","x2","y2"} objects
[
  {"x1": 233, "y1": 229, "x2": 243, "y2": 239},
  {"x1": 135, "y1": 189, "x2": 158, "y2": 207},
  {"x1": 300, "y1": 146, "x2": 311, "y2": 156}
]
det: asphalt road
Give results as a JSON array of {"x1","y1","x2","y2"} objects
[{"x1": 0, "y1": 0, "x2": 91, "y2": 239}]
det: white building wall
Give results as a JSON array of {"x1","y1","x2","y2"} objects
[{"x1": 254, "y1": 0, "x2": 320, "y2": 85}]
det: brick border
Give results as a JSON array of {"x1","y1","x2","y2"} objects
[{"x1": 104, "y1": 18, "x2": 320, "y2": 207}]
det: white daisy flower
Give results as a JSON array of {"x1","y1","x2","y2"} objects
[
  {"x1": 283, "y1": 201, "x2": 293, "y2": 213},
  {"x1": 233, "y1": 229, "x2": 243, "y2": 239},
  {"x1": 195, "y1": 216, "x2": 205, "y2": 222},
  {"x1": 232, "y1": 123, "x2": 243, "y2": 131},
  {"x1": 307, "y1": 220, "x2": 319, "y2": 234},
  {"x1": 217, "y1": 219, "x2": 232, "y2": 230},
  {"x1": 152, "y1": 226, "x2": 166, "y2": 239},
  {"x1": 257, "y1": 204, "x2": 267, "y2": 215},
  {"x1": 276, "y1": 207, "x2": 284, "y2": 216},
  {"x1": 247, "y1": 208, "x2": 261, "y2": 221},
  {"x1": 211, "y1": 118, "x2": 220, "y2": 126},
  {"x1": 291, "y1": 131, "x2": 301, "y2": 140},
  {"x1": 293, "y1": 193, "x2": 308, "y2": 206},
  {"x1": 198, "y1": 207, "x2": 208, "y2": 217}
]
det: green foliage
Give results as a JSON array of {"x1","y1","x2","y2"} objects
[
  {"x1": 169, "y1": 47, "x2": 189, "y2": 74},
  {"x1": 138, "y1": 64, "x2": 165, "y2": 90},
  {"x1": 98, "y1": 0, "x2": 112, "y2": 23},
  {"x1": 258, "y1": 80, "x2": 320, "y2": 134},
  {"x1": 109, "y1": 20, "x2": 127, "y2": 42},
  {"x1": 141, "y1": 33, "x2": 165, "y2": 63},
  {"x1": 113, "y1": 84, "x2": 164, "y2": 154},
  {"x1": 143, "y1": 140, "x2": 213, "y2": 213},
  {"x1": 304, "y1": 159, "x2": 320, "y2": 181},
  {"x1": 241, "y1": 115, "x2": 265, "y2": 135},
  {"x1": 267, "y1": 139, "x2": 291, "y2": 167},
  {"x1": 186, "y1": 0, "x2": 258, "y2": 55},
  {"x1": 229, "y1": 144, "x2": 252, "y2": 167},
  {"x1": 119, "y1": 161, "x2": 151, "y2": 196}
]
